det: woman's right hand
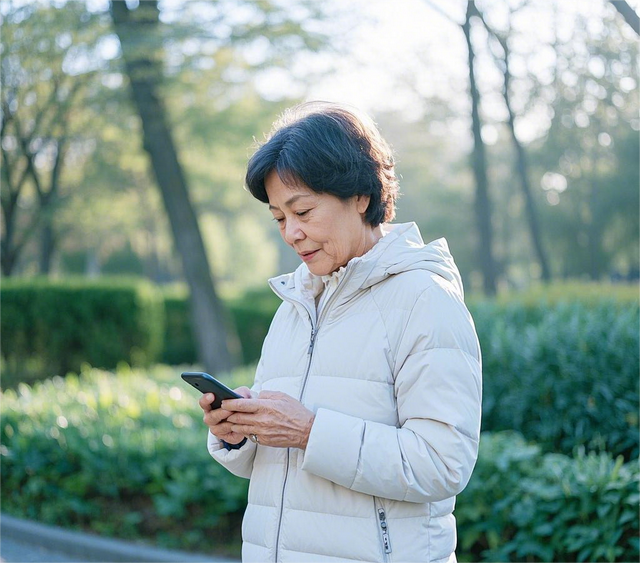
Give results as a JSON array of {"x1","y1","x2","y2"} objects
[{"x1": 200, "y1": 386, "x2": 253, "y2": 445}]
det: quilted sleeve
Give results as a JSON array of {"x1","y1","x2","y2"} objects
[
  {"x1": 301, "y1": 281, "x2": 482, "y2": 503},
  {"x1": 206, "y1": 355, "x2": 265, "y2": 479}
]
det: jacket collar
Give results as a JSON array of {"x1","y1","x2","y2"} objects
[{"x1": 268, "y1": 222, "x2": 464, "y2": 310}]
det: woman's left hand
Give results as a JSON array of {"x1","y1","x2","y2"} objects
[{"x1": 222, "y1": 391, "x2": 315, "y2": 449}]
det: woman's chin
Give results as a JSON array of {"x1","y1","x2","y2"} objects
[{"x1": 307, "y1": 263, "x2": 330, "y2": 276}]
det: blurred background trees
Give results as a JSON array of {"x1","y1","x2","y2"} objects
[
  {"x1": 1, "y1": 0, "x2": 638, "y2": 365},
  {"x1": 1, "y1": 1, "x2": 638, "y2": 560}
]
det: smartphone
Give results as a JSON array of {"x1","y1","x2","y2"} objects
[{"x1": 181, "y1": 372, "x2": 243, "y2": 409}]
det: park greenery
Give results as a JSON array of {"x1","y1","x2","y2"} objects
[
  {"x1": 1, "y1": 0, "x2": 639, "y2": 561},
  {"x1": 2, "y1": 282, "x2": 639, "y2": 561}
]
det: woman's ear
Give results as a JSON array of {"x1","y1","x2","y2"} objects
[{"x1": 356, "y1": 194, "x2": 370, "y2": 215}]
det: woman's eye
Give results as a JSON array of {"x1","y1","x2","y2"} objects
[
  {"x1": 296, "y1": 210, "x2": 309, "y2": 217},
  {"x1": 273, "y1": 217, "x2": 285, "y2": 224}
]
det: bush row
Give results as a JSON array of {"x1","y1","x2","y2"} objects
[
  {"x1": 160, "y1": 286, "x2": 280, "y2": 366},
  {"x1": 2, "y1": 279, "x2": 638, "y2": 459},
  {"x1": 157, "y1": 281, "x2": 640, "y2": 462},
  {"x1": 1, "y1": 277, "x2": 165, "y2": 385},
  {"x1": 1, "y1": 279, "x2": 279, "y2": 386},
  {"x1": 472, "y1": 299, "x2": 639, "y2": 461},
  {"x1": 1, "y1": 365, "x2": 637, "y2": 561}
]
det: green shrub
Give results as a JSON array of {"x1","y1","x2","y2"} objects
[
  {"x1": 0, "y1": 364, "x2": 254, "y2": 555},
  {"x1": 161, "y1": 286, "x2": 280, "y2": 366},
  {"x1": 160, "y1": 287, "x2": 197, "y2": 366},
  {"x1": 471, "y1": 298, "x2": 639, "y2": 460},
  {"x1": 468, "y1": 281, "x2": 639, "y2": 312},
  {"x1": 1, "y1": 277, "x2": 164, "y2": 387},
  {"x1": 2, "y1": 366, "x2": 636, "y2": 561},
  {"x1": 457, "y1": 431, "x2": 639, "y2": 562}
]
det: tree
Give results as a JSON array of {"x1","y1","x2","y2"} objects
[
  {"x1": 422, "y1": 0, "x2": 499, "y2": 295},
  {"x1": 462, "y1": 1, "x2": 499, "y2": 295},
  {"x1": 1, "y1": 2, "x2": 101, "y2": 275},
  {"x1": 109, "y1": 0, "x2": 331, "y2": 371},
  {"x1": 475, "y1": 4, "x2": 552, "y2": 282},
  {"x1": 110, "y1": 0, "x2": 241, "y2": 374}
]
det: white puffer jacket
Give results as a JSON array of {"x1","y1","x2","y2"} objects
[{"x1": 208, "y1": 222, "x2": 482, "y2": 563}]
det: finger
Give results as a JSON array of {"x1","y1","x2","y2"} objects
[
  {"x1": 198, "y1": 393, "x2": 216, "y2": 412},
  {"x1": 229, "y1": 423, "x2": 257, "y2": 436},
  {"x1": 226, "y1": 412, "x2": 260, "y2": 425},
  {"x1": 204, "y1": 408, "x2": 232, "y2": 425},
  {"x1": 234, "y1": 386, "x2": 252, "y2": 399},
  {"x1": 258, "y1": 390, "x2": 280, "y2": 399},
  {"x1": 211, "y1": 421, "x2": 235, "y2": 435},
  {"x1": 222, "y1": 398, "x2": 261, "y2": 412}
]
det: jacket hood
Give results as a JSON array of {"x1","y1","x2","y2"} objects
[{"x1": 269, "y1": 222, "x2": 465, "y2": 304}]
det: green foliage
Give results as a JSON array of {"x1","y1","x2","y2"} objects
[
  {"x1": 1, "y1": 277, "x2": 164, "y2": 386},
  {"x1": 457, "y1": 432, "x2": 639, "y2": 562},
  {"x1": 2, "y1": 365, "x2": 636, "y2": 560},
  {"x1": 161, "y1": 281, "x2": 639, "y2": 460},
  {"x1": 0, "y1": 364, "x2": 254, "y2": 555},
  {"x1": 160, "y1": 286, "x2": 197, "y2": 366},
  {"x1": 471, "y1": 295, "x2": 639, "y2": 460},
  {"x1": 468, "y1": 281, "x2": 639, "y2": 311},
  {"x1": 161, "y1": 285, "x2": 281, "y2": 366}
]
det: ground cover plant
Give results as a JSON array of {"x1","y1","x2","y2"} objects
[
  {"x1": 1, "y1": 364, "x2": 253, "y2": 556},
  {"x1": 456, "y1": 432, "x2": 639, "y2": 562},
  {"x1": 2, "y1": 362, "x2": 638, "y2": 561}
]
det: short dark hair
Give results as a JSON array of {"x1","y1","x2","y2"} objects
[{"x1": 245, "y1": 102, "x2": 399, "y2": 226}]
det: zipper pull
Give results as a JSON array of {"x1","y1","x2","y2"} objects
[
  {"x1": 378, "y1": 508, "x2": 392, "y2": 554},
  {"x1": 307, "y1": 328, "x2": 316, "y2": 355}
]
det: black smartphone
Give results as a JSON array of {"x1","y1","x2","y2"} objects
[{"x1": 181, "y1": 372, "x2": 243, "y2": 409}]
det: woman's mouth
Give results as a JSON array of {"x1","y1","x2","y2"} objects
[{"x1": 299, "y1": 249, "x2": 320, "y2": 262}]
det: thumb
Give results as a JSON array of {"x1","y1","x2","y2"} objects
[{"x1": 234, "y1": 386, "x2": 252, "y2": 399}]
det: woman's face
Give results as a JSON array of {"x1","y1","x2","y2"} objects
[{"x1": 265, "y1": 170, "x2": 373, "y2": 276}]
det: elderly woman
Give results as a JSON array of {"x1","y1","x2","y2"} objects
[{"x1": 200, "y1": 102, "x2": 482, "y2": 563}]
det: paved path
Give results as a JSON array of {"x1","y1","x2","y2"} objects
[
  {"x1": 0, "y1": 513, "x2": 239, "y2": 563},
  {"x1": 1, "y1": 536, "x2": 87, "y2": 562}
]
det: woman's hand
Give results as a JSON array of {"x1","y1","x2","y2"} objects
[
  {"x1": 223, "y1": 391, "x2": 315, "y2": 450},
  {"x1": 199, "y1": 386, "x2": 253, "y2": 445}
]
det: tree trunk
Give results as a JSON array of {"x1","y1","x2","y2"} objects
[
  {"x1": 39, "y1": 222, "x2": 55, "y2": 274},
  {"x1": 587, "y1": 175, "x2": 602, "y2": 281},
  {"x1": 499, "y1": 43, "x2": 552, "y2": 282},
  {"x1": 110, "y1": 0, "x2": 239, "y2": 374},
  {"x1": 1, "y1": 190, "x2": 19, "y2": 276},
  {"x1": 610, "y1": 0, "x2": 640, "y2": 35},
  {"x1": 463, "y1": 2, "x2": 498, "y2": 296}
]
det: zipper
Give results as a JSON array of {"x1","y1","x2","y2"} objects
[
  {"x1": 374, "y1": 497, "x2": 392, "y2": 561},
  {"x1": 298, "y1": 268, "x2": 354, "y2": 404},
  {"x1": 274, "y1": 324, "x2": 315, "y2": 562},
  {"x1": 271, "y1": 269, "x2": 354, "y2": 562}
]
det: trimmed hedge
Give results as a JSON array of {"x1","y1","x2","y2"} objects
[
  {"x1": 1, "y1": 365, "x2": 637, "y2": 561},
  {"x1": 3, "y1": 278, "x2": 638, "y2": 459},
  {"x1": 160, "y1": 286, "x2": 280, "y2": 366},
  {"x1": 163, "y1": 281, "x2": 640, "y2": 460},
  {"x1": 457, "y1": 432, "x2": 639, "y2": 562},
  {"x1": 1, "y1": 277, "x2": 164, "y2": 386},
  {"x1": 473, "y1": 299, "x2": 639, "y2": 461}
]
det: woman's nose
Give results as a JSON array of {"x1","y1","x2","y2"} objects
[{"x1": 283, "y1": 219, "x2": 305, "y2": 245}]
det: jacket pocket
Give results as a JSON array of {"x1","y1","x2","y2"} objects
[{"x1": 373, "y1": 497, "x2": 392, "y2": 562}]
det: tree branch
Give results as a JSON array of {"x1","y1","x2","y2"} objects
[
  {"x1": 610, "y1": 0, "x2": 640, "y2": 35},
  {"x1": 422, "y1": 0, "x2": 463, "y2": 26}
]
